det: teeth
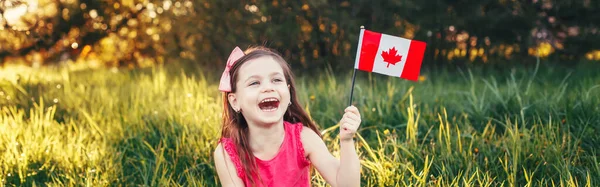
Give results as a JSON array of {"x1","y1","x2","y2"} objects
[
  {"x1": 262, "y1": 107, "x2": 277, "y2": 112},
  {"x1": 260, "y1": 98, "x2": 279, "y2": 103}
]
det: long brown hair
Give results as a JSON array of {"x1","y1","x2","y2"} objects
[{"x1": 219, "y1": 46, "x2": 321, "y2": 186}]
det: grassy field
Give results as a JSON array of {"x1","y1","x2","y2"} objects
[{"x1": 0, "y1": 62, "x2": 599, "y2": 186}]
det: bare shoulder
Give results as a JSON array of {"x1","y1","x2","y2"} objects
[
  {"x1": 299, "y1": 126, "x2": 340, "y2": 185},
  {"x1": 213, "y1": 143, "x2": 225, "y2": 158},
  {"x1": 213, "y1": 143, "x2": 245, "y2": 187},
  {"x1": 300, "y1": 126, "x2": 325, "y2": 156},
  {"x1": 213, "y1": 143, "x2": 230, "y2": 172},
  {"x1": 300, "y1": 126, "x2": 321, "y2": 140}
]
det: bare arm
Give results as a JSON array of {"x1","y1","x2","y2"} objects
[
  {"x1": 302, "y1": 127, "x2": 340, "y2": 186},
  {"x1": 336, "y1": 139, "x2": 360, "y2": 187},
  {"x1": 214, "y1": 143, "x2": 245, "y2": 187},
  {"x1": 302, "y1": 106, "x2": 362, "y2": 187}
]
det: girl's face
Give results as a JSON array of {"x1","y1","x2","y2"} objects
[{"x1": 229, "y1": 56, "x2": 291, "y2": 126}]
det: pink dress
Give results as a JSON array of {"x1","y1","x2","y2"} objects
[{"x1": 219, "y1": 121, "x2": 311, "y2": 187}]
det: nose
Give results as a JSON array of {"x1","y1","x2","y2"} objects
[{"x1": 261, "y1": 82, "x2": 275, "y2": 93}]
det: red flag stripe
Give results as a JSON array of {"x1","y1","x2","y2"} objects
[
  {"x1": 357, "y1": 30, "x2": 381, "y2": 72},
  {"x1": 400, "y1": 40, "x2": 426, "y2": 81}
]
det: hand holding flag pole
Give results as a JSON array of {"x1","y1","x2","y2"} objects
[{"x1": 348, "y1": 26, "x2": 427, "y2": 106}]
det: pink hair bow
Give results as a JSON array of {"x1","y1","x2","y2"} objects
[{"x1": 219, "y1": 46, "x2": 245, "y2": 92}]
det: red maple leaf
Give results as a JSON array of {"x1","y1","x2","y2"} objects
[{"x1": 381, "y1": 47, "x2": 402, "y2": 67}]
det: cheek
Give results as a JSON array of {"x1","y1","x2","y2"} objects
[
  {"x1": 281, "y1": 88, "x2": 292, "y2": 102},
  {"x1": 237, "y1": 89, "x2": 257, "y2": 106},
  {"x1": 243, "y1": 94, "x2": 257, "y2": 105}
]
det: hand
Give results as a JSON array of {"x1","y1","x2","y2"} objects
[{"x1": 339, "y1": 105, "x2": 361, "y2": 142}]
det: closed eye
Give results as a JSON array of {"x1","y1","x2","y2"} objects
[{"x1": 273, "y1": 78, "x2": 283, "y2": 82}]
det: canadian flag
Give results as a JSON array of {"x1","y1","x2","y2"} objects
[{"x1": 354, "y1": 29, "x2": 427, "y2": 81}]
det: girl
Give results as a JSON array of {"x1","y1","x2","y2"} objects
[{"x1": 214, "y1": 46, "x2": 361, "y2": 187}]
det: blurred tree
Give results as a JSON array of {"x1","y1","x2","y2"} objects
[
  {"x1": 0, "y1": 0, "x2": 186, "y2": 67},
  {"x1": 0, "y1": 0, "x2": 599, "y2": 69},
  {"x1": 546, "y1": 0, "x2": 600, "y2": 60}
]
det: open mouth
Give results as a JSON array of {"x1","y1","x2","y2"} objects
[{"x1": 258, "y1": 97, "x2": 280, "y2": 112}]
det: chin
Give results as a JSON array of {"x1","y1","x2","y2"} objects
[{"x1": 256, "y1": 112, "x2": 285, "y2": 125}]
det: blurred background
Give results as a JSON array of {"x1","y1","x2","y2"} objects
[
  {"x1": 1, "y1": 0, "x2": 599, "y2": 71},
  {"x1": 1, "y1": 0, "x2": 600, "y2": 186}
]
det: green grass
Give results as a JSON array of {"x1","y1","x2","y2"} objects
[{"x1": 0, "y1": 62, "x2": 599, "y2": 186}]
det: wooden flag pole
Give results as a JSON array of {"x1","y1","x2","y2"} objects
[{"x1": 348, "y1": 25, "x2": 365, "y2": 106}]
